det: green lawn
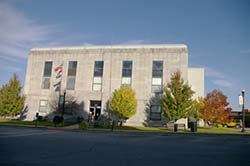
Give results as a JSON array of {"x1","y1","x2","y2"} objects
[
  {"x1": 0, "y1": 119, "x2": 77, "y2": 127},
  {"x1": 1, "y1": 119, "x2": 249, "y2": 135},
  {"x1": 92, "y1": 125, "x2": 250, "y2": 135},
  {"x1": 197, "y1": 126, "x2": 250, "y2": 135}
]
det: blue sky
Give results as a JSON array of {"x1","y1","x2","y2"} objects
[{"x1": 0, "y1": 0, "x2": 249, "y2": 110}]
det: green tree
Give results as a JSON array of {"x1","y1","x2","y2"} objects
[
  {"x1": 161, "y1": 71, "x2": 195, "y2": 122},
  {"x1": 109, "y1": 85, "x2": 137, "y2": 126},
  {"x1": 0, "y1": 73, "x2": 25, "y2": 117},
  {"x1": 190, "y1": 97, "x2": 205, "y2": 119}
]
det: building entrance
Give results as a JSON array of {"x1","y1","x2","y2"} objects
[{"x1": 89, "y1": 100, "x2": 102, "y2": 120}]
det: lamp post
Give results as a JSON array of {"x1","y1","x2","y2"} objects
[
  {"x1": 241, "y1": 90, "x2": 245, "y2": 132},
  {"x1": 61, "y1": 90, "x2": 66, "y2": 117}
]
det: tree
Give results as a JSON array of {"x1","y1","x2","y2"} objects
[
  {"x1": 190, "y1": 97, "x2": 205, "y2": 119},
  {"x1": 0, "y1": 73, "x2": 25, "y2": 117},
  {"x1": 109, "y1": 85, "x2": 137, "y2": 126},
  {"x1": 161, "y1": 71, "x2": 195, "y2": 122},
  {"x1": 200, "y1": 90, "x2": 232, "y2": 126},
  {"x1": 49, "y1": 93, "x2": 79, "y2": 115}
]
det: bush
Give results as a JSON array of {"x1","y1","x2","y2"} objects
[
  {"x1": 77, "y1": 116, "x2": 84, "y2": 123},
  {"x1": 53, "y1": 116, "x2": 64, "y2": 126},
  {"x1": 79, "y1": 121, "x2": 88, "y2": 130},
  {"x1": 217, "y1": 124, "x2": 223, "y2": 128}
]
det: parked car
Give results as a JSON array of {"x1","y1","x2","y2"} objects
[{"x1": 223, "y1": 120, "x2": 242, "y2": 128}]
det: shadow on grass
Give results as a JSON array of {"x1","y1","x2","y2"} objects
[{"x1": 0, "y1": 119, "x2": 78, "y2": 127}]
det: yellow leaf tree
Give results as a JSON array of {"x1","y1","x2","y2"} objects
[{"x1": 109, "y1": 85, "x2": 137, "y2": 126}]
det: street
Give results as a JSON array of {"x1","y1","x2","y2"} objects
[{"x1": 0, "y1": 126, "x2": 249, "y2": 166}]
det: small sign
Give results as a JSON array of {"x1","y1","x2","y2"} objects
[{"x1": 239, "y1": 95, "x2": 243, "y2": 106}]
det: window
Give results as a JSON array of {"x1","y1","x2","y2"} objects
[
  {"x1": 64, "y1": 101, "x2": 73, "y2": 115},
  {"x1": 152, "y1": 61, "x2": 163, "y2": 78},
  {"x1": 122, "y1": 61, "x2": 132, "y2": 85},
  {"x1": 93, "y1": 61, "x2": 104, "y2": 91},
  {"x1": 94, "y1": 61, "x2": 104, "y2": 77},
  {"x1": 152, "y1": 61, "x2": 163, "y2": 93},
  {"x1": 150, "y1": 105, "x2": 162, "y2": 120},
  {"x1": 67, "y1": 61, "x2": 77, "y2": 90},
  {"x1": 42, "y1": 61, "x2": 52, "y2": 89},
  {"x1": 39, "y1": 100, "x2": 48, "y2": 113}
]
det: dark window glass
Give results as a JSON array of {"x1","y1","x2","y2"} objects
[
  {"x1": 43, "y1": 61, "x2": 52, "y2": 77},
  {"x1": 152, "y1": 61, "x2": 163, "y2": 78},
  {"x1": 122, "y1": 61, "x2": 132, "y2": 77},
  {"x1": 150, "y1": 105, "x2": 162, "y2": 120},
  {"x1": 94, "y1": 61, "x2": 104, "y2": 77},
  {"x1": 90, "y1": 100, "x2": 102, "y2": 107},
  {"x1": 68, "y1": 61, "x2": 77, "y2": 76}
]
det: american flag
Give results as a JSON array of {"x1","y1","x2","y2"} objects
[{"x1": 53, "y1": 63, "x2": 63, "y2": 91}]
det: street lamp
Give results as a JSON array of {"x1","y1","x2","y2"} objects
[
  {"x1": 61, "y1": 89, "x2": 66, "y2": 117},
  {"x1": 240, "y1": 89, "x2": 245, "y2": 132}
]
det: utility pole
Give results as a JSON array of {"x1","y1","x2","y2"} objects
[{"x1": 241, "y1": 90, "x2": 245, "y2": 132}]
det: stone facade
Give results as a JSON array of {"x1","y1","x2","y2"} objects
[{"x1": 23, "y1": 44, "x2": 204, "y2": 126}]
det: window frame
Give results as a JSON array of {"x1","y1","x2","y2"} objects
[
  {"x1": 150, "y1": 105, "x2": 162, "y2": 120},
  {"x1": 42, "y1": 61, "x2": 53, "y2": 89},
  {"x1": 66, "y1": 61, "x2": 78, "y2": 90},
  {"x1": 39, "y1": 100, "x2": 48, "y2": 113}
]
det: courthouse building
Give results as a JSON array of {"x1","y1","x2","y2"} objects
[{"x1": 23, "y1": 44, "x2": 204, "y2": 126}]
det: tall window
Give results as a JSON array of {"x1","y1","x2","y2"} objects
[
  {"x1": 93, "y1": 61, "x2": 104, "y2": 91},
  {"x1": 42, "y1": 61, "x2": 52, "y2": 89},
  {"x1": 122, "y1": 61, "x2": 132, "y2": 85},
  {"x1": 152, "y1": 61, "x2": 163, "y2": 93},
  {"x1": 66, "y1": 61, "x2": 77, "y2": 90},
  {"x1": 39, "y1": 100, "x2": 48, "y2": 113},
  {"x1": 150, "y1": 105, "x2": 162, "y2": 120}
]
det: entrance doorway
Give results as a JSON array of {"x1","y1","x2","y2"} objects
[{"x1": 89, "y1": 100, "x2": 102, "y2": 120}]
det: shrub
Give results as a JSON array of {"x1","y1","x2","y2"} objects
[{"x1": 79, "y1": 121, "x2": 88, "y2": 130}]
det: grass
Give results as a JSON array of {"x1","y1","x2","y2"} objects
[
  {"x1": 0, "y1": 119, "x2": 77, "y2": 127},
  {"x1": 91, "y1": 125, "x2": 250, "y2": 135},
  {"x1": 91, "y1": 125, "x2": 184, "y2": 133},
  {"x1": 1, "y1": 119, "x2": 249, "y2": 135},
  {"x1": 197, "y1": 126, "x2": 250, "y2": 135}
]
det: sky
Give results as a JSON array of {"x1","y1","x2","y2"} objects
[{"x1": 0, "y1": 0, "x2": 249, "y2": 110}]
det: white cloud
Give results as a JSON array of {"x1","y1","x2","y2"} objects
[
  {"x1": 0, "y1": 2, "x2": 54, "y2": 60},
  {"x1": 205, "y1": 67, "x2": 225, "y2": 78},
  {"x1": 213, "y1": 79, "x2": 232, "y2": 88},
  {"x1": 205, "y1": 66, "x2": 233, "y2": 88}
]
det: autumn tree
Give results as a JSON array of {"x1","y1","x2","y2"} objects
[
  {"x1": 0, "y1": 73, "x2": 25, "y2": 117},
  {"x1": 161, "y1": 71, "x2": 195, "y2": 122},
  {"x1": 109, "y1": 85, "x2": 137, "y2": 126},
  {"x1": 200, "y1": 90, "x2": 232, "y2": 126}
]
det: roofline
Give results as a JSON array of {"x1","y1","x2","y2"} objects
[{"x1": 30, "y1": 44, "x2": 188, "y2": 51}]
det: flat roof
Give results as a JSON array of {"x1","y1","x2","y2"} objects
[{"x1": 30, "y1": 44, "x2": 187, "y2": 51}]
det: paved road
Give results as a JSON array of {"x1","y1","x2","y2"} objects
[{"x1": 0, "y1": 126, "x2": 250, "y2": 166}]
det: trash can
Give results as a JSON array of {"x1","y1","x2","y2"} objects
[
  {"x1": 190, "y1": 122, "x2": 197, "y2": 132},
  {"x1": 174, "y1": 124, "x2": 178, "y2": 132}
]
